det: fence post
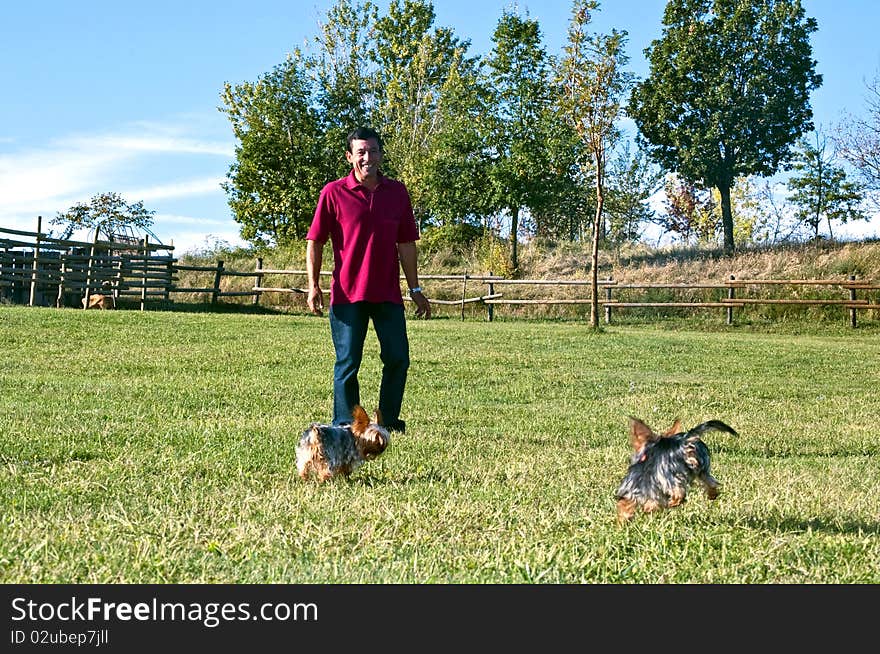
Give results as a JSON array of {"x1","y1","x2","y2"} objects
[
  {"x1": 727, "y1": 275, "x2": 736, "y2": 325},
  {"x1": 253, "y1": 257, "x2": 263, "y2": 306},
  {"x1": 849, "y1": 274, "x2": 857, "y2": 328},
  {"x1": 0, "y1": 245, "x2": 6, "y2": 301},
  {"x1": 163, "y1": 257, "x2": 173, "y2": 308},
  {"x1": 487, "y1": 272, "x2": 494, "y2": 322},
  {"x1": 140, "y1": 236, "x2": 149, "y2": 311},
  {"x1": 29, "y1": 215, "x2": 42, "y2": 306},
  {"x1": 605, "y1": 276, "x2": 613, "y2": 324},
  {"x1": 55, "y1": 259, "x2": 67, "y2": 308},
  {"x1": 460, "y1": 271, "x2": 468, "y2": 321},
  {"x1": 212, "y1": 260, "x2": 224, "y2": 304},
  {"x1": 83, "y1": 225, "x2": 101, "y2": 309}
]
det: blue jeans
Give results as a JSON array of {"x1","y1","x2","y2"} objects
[{"x1": 329, "y1": 302, "x2": 409, "y2": 430}]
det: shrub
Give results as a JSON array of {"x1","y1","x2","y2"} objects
[{"x1": 419, "y1": 223, "x2": 486, "y2": 254}]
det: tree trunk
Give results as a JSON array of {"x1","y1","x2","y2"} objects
[
  {"x1": 718, "y1": 182, "x2": 735, "y2": 254},
  {"x1": 509, "y1": 206, "x2": 519, "y2": 273},
  {"x1": 590, "y1": 190, "x2": 603, "y2": 328}
]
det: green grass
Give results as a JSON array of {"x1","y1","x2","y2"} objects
[{"x1": 1, "y1": 306, "x2": 878, "y2": 583}]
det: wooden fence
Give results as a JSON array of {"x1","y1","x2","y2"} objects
[
  {"x1": 1, "y1": 219, "x2": 175, "y2": 310},
  {"x1": 3, "y1": 220, "x2": 878, "y2": 326},
  {"x1": 184, "y1": 261, "x2": 880, "y2": 328}
]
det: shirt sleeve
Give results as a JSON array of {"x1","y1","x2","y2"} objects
[{"x1": 306, "y1": 184, "x2": 333, "y2": 243}]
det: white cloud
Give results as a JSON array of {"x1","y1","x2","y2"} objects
[
  {"x1": 0, "y1": 118, "x2": 238, "y2": 246},
  {"x1": 123, "y1": 177, "x2": 225, "y2": 202},
  {"x1": 60, "y1": 133, "x2": 234, "y2": 157}
]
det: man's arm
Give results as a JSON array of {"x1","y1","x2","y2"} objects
[
  {"x1": 398, "y1": 241, "x2": 430, "y2": 318},
  {"x1": 306, "y1": 239, "x2": 325, "y2": 316}
]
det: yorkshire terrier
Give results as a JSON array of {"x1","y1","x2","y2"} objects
[
  {"x1": 296, "y1": 405, "x2": 390, "y2": 482},
  {"x1": 615, "y1": 416, "x2": 737, "y2": 522}
]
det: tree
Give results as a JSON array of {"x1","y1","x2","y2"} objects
[
  {"x1": 485, "y1": 8, "x2": 557, "y2": 273},
  {"x1": 786, "y1": 131, "x2": 868, "y2": 239},
  {"x1": 372, "y1": 0, "x2": 475, "y2": 229},
  {"x1": 52, "y1": 192, "x2": 155, "y2": 241},
  {"x1": 422, "y1": 52, "x2": 496, "y2": 228},
  {"x1": 311, "y1": 0, "x2": 378, "y2": 180},
  {"x1": 834, "y1": 70, "x2": 880, "y2": 203},
  {"x1": 628, "y1": 0, "x2": 822, "y2": 254},
  {"x1": 659, "y1": 175, "x2": 718, "y2": 244},
  {"x1": 220, "y1": 52, "x2": 326, "y2": 246},
  {"x1": 557, "y1": 0, "x2": 632, "y2": 326}
]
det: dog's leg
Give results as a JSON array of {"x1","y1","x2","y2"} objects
[
  {"x1": 641, "y1": 499, "x2": 661, "y2": 513},
  {"x1": 666, "y1": 487, "x2": 687, "y2": 507},
  {"x1": 699, "y1": 473, "x2": 720, "y2": 500},
  {"x1": 616, "y1": 498, "x2": 638, "y2": 523}
]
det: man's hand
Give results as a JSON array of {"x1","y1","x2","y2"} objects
[
  {"x1": 307, "y1": 286, "x2": 324, "y2": 316},
  {"x1": 411, "y1": 291, "x2": 430, "y2": 319}
]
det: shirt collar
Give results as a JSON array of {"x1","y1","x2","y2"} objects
[{"x1": 345, "y1": 170, "x2": 384, "y2": 190}]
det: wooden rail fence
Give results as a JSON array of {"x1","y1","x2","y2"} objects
[
  {"x1": 3, "y1": 220, "x2": 878, "y2": 326},
  {"x1": 1, "y1": 219, "x2": 175, "y2": 310},
  {"x1": 186, "y1": 262, "x2": 879, "y2": 328}
]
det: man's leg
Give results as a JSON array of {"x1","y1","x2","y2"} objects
[
  {"x1": 329, "y1": 302, "x2": 369, "y2": 425},
  {"x1": 372, "y1": 302, "x2": 410, "y2": 432}
]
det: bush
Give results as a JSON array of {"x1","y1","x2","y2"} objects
[{"x1": 419, "y1": 223, "x2": 486, "y2": 254}]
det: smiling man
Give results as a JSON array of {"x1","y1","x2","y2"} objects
[{"x1": 306, "y1": 127, "x2": 430, "y2": 434}]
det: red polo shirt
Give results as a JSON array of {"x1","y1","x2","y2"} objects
[{"x1": 307, "y1": 171, "x2": 420, "y2": 305}]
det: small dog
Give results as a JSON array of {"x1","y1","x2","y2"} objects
[
  {"x1": 615, "y1": 416, "x2": 737, "y2": 522},
  {"x1": 82, "y1": 282, "x2": 115, "y2": 310},
  {"x1": 296, "y1": 405, "x2": 390, "y2": 481},
  {"x1": 82, "y1": 293, "x2": 115, "y2": 310}
]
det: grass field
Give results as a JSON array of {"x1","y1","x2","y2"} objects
[{"x1": 1, "y1": 306, "x2": 878, "y2": 583}]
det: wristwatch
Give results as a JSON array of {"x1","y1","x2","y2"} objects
[{"x1": 409, "y1": 286, "x2": 422, "y2": 295}]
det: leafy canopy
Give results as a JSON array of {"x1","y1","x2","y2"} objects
[{"x1": 52, "y1": 192, "x2": 155, "y2": 241}]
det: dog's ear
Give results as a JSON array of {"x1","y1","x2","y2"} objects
[
  {"x1": 376, "y1": 408, "x2": 384, "y2": 426},
  {"x1": 351, "y1": 405, "x2": 370, "y2": 435},
  {"x1": 628, "y1": 417, "x2": 658, "y2": 451},
  {"x1": 663, "y1": 419, "x2": 683, "y2": 437}
]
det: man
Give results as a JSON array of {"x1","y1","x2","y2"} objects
[{"x1": 306, "y1": 127, "x2": 430, "y2": 434}]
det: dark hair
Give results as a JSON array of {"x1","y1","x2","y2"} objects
[{"x1": 346, "y1": 127, "x2": 383, "y2": 152}]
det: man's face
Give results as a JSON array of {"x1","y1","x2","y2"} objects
[{"x1": 346, "y1": 138, "x2": 383, "y2": 182}]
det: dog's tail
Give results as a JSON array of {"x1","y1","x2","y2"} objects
[{"x1": 687, "y1": 420, "x2": 738, "y2": 438}]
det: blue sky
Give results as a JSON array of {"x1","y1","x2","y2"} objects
[{"x1": 2, "y1": 1, "x2": 879, "y2": 253}]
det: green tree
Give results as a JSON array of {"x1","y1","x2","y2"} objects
[
  {"x1": 52, "y1": 192, "x2": 155, "y2": 242},
  {"x1": 787, "y1": 131, "x2": 868, "y2": 240},
  {"x1": 372, "y1": 0, "x2": 475, "y2": 229},
  {"x1": 628, "y1": 0, "x2": 822, "y2": 253},
  {"x1": 422, "y1": 53, "x2": 496, "y2": 229},
  {"x1": 529, "y1": 114, "x2": 586, "y2": 242},
  {"x1": 311, "y1": 0, "x2": 378, "y2": 179},
  {"x1": 220, "y1": 52, "x2": 326, "y2": 246},
  {"x1": 557, "y1": 0, "x2": 632, "y2": 326},
  {"x1": 486, "y1": 8, "x2": 557, "y2": 273}
]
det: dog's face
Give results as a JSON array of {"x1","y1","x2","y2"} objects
[
  {"x1": 358, "y1": 424, "x2": 390, "y2": 459},
  {"x1": 350, "y1": 405, "x2": 390, "y2": 460}
]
